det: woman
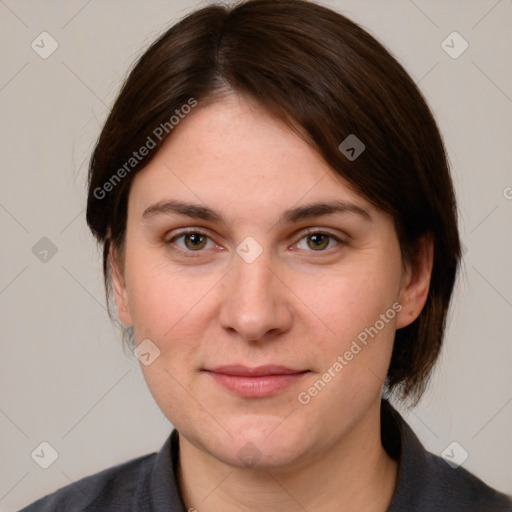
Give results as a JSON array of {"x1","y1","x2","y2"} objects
[{"x1": 20, "y1": 0, "x2": 512, "y2": 510}]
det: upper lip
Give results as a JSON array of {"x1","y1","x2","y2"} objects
[{"x1": 206, "y1": 365, "x2": 308, "y2": 377}]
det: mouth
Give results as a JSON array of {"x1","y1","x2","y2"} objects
[{"x1": 203, "y1": 365, "x2": 310, "y2": 398}]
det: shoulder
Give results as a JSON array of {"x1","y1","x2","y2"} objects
[
  {"x1": 383, "y1": 400, "x2": 512, "y2": 512},
  {"x1": 18, "y1": 451, "x2": 157, "y2": 512},
  {"x1": 422, "y1": 450, "x2": 512, "y2": 511}
]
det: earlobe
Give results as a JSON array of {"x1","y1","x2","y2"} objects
[
  {"x1": 396, "y1": 234, "x2": 434, "y2": 329},
  {"x1": 109, "y1": 245, "x2": 134, "y2": 327}
]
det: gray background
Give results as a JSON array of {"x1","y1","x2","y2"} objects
[{"x1": 1, "y1": 0, "x2": 511, "y2": 509}]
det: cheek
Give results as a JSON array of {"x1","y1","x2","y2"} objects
[
  {"x1": 123, "y1": 247, "x2": 225, "y2": 370},
  {"x1": 303, "y1": 261, "x2": 402, "y2": 346},
  {"x1": 290, "y1": 255, "x2": 403, "y2": 403},
  {"x1": 127, "y1": 267, "x2": 213, "y2": 340},
  {"x1": 125, "y1": 260, "x2": 221, "y2": 424}
]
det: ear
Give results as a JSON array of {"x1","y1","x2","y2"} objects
[
  {"x1": 109, "y1": 244, "x2": 134, "y2": 327},
  {"x1": 396, "y1": 234, "x2": 434, "y2": 329}
]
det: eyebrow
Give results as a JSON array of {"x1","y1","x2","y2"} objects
[{"x1": 142, "y1": 199, "x2": 372, "y2": 224}]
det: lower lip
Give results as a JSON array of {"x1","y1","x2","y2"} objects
[{"x1": 206, "y1": 371, "x2": 309, "y2": 398}]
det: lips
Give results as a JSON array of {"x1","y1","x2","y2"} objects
[
  {"x1": 204, "y1": 365, "x2": 309, "y2": 398},
  {"x1": 207, "y1": 365, "x2": 307, "y2": 376}
]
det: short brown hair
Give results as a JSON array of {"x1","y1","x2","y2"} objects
[{"x1": 86, "y1": 0, "x2": 461, "y2": 404}]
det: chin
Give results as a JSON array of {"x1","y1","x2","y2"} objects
[
  {"x1": 210, "y1": 417, "x2": 308, "y2": 469},
  {"x1": 216, "y1": 440, "x2": 306, "y2": 471}
]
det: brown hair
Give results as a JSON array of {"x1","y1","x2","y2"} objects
[{"x1": 86, "y1": 0, "x2": 461, "y2": 404}]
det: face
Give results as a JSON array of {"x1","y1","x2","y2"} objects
[{"x1": 112, "y1": 93, "x2": 430, "y2": 470}]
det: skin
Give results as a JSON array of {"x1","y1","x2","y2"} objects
[{"x1": 111, "y1": 93, "x2": 433, "y2": 511}]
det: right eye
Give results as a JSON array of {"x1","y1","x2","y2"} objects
[{"x1": 168, "y1": 230, "x2": 216, "y2": 253}]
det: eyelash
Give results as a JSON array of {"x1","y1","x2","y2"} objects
[{"x1": 165, "y1": 228, "x2": 345, "y2": 256}]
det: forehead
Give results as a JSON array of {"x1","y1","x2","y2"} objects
[{"x1": 128, "y1": 94, "x2": 376, "y2": 221}]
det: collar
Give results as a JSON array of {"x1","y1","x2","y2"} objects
[
  {"x1": 139, "y1": 400, "x2": 510, "y2": 511},
  {"x1": 139, "y1": 428, "x2": 186, "y2": 512}
]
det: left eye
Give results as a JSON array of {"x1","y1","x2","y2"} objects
[
  {"x1": 295, "y1": 233, "x2": 340, "y2": 251},
  {"x1": 172, "y1": 232, "x2": 215, "y2": 251}
]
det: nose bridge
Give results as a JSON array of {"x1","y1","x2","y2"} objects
[
  {"x1": 218, "y1": 248, "x2": 292, "y2": 341},
  {"x1": 234, "y1": 253, "x2": 274, "y2": 304}
]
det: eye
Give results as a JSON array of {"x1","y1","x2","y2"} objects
[
  {"x1": 295, "y1": 231, "x2": 341, "y2": 251},
  {"x1": 169, "y1": 231, "x2": 216, "y2": 252}
]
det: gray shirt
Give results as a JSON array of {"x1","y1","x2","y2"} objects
[{"x1": 19, "y1": 400, "x2": 512, "y2": 511}]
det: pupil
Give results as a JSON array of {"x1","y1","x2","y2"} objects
[
  {"x1": 186, "y1": 233, "x2": 205, "y2": 249},
  {"x1": 309, "y1": 234, "x2": 328, "y2": 250}
]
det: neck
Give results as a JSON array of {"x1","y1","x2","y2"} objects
[{"x1": 176, "y1": 399, "x2": 398, "y2": 512}]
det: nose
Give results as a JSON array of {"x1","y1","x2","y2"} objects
[{"x1": 217, "y1": 249, "x2": 294, "y2": 343}]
